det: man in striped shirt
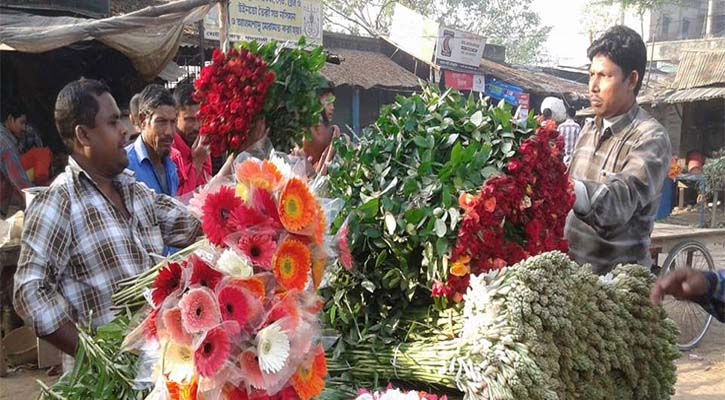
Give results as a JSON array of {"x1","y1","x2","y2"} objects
[
  {"x1": 558, "y1": 107, "x2": 581, "y2": 167},
  {"x1": 565, "y1": 26, "x2": 671, "y2": 275},
  {"x1": 651, "y1": 269, "x2": 725, "y2": 322}
]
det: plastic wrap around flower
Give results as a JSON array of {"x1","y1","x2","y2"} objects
[{"x1": 124, "y1": 143, "x2": 343, "y2": 400}]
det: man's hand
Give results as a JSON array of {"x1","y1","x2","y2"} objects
[
  {"x1": 650, "y1": 268, "x2": 710, "y2": 306},
  {"x1": 241, "y1": 119, "x2": 268, "y2": 152},
  {"x1": 191, "y1": 135, "x2": 209, "y2": 174},
  {"x1": 207, "y1": 155, "x2": 235, "y2": 188}
]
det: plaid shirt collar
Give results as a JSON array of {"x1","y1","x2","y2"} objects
[
  {"x1": 593, "y1": 102, "x2": 640, "y2": 136},
  {"x1": 67, "y1": 156, "x2": 137, "y2": 188},
  {"x1": 0, "y1": 124, "x2": 19, "y2": 147}
]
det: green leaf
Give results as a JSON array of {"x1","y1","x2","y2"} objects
[
  {"x1": 404, "y1": 208, "x2": 426, "y2": 225},
  {"x1": 413, "y1": 136, "x2": 431, "y2": 148},
  {"x1": 470, "y1": 110, "x2": 484, "y2": 127},
  {"x1": 384, "y1": 212, "x2": 397, "y2": 235},
  {"x1": 450, "y1": 142, "x2": 463, "y2": 165},
  {"x1": 361, "y1": 280, "x2": 376, "y2": 293},
  {"x1": 435, "y1": 218, "x2": 447, "y2": 238},
  {"x1": 358, "y1": 197, "x2": 380, "y2": 218}
]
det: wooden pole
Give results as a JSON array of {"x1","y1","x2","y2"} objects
[
  {"x1": 218, "y1": 0, "x2": 230, "y2": 53},
  {"x1": 198, "y1": 20, "x2": 205, "y2": 66}
]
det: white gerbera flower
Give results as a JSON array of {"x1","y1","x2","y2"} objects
[
  {"x1": 256, "y1": 323, "x2": 290, "y2": 374},
  {"x1": 162, "y1": 341, "x2": 195, "y2": 383},
  {"x1": 216, "y1": 249, "x2": 253, "y2": 277}
]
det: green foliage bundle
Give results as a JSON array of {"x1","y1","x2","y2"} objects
[
  {"x1": 323, "y1": 85, "x2": 537, "y2": 344},
  {"x1": 240, "y1": 38, "x2": 327, "y2": 150}
]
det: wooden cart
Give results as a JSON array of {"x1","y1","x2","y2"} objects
[{"x1": 650, "y1": 223, "x2": 725, "y2": 350}]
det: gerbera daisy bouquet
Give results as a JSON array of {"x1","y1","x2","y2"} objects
[{"x1": 123, "y1": 146, "x2": 345, "y2": 400}]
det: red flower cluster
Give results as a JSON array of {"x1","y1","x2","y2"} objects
[
  {"x1": 436, "y1": 128, "x2": 575, "y2": 303},
  {"x1": 195, "y1": 48, "x2": 275, "y2": 157}
]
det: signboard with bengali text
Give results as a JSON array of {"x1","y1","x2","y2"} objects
[
  {"x1": 435, "y1": 26, "x2": 485, "y2": 72},
  {"x1": 204, "y1": 0, "x2": 322, "y2": 45}
]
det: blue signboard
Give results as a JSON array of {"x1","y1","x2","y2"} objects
[{"x1": 484, "y1": 79, "x2": 524, "y2": 106}]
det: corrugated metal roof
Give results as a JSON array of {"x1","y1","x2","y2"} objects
[
  {"x1": 664, "y1": 86, "x2": 725, "y2": 103},
  {"x1": 479, "y1": 58, "x2": 588, "y2": 100},
  {"x1": 321, "y1": 48, "x2": 421, "y2": 90},
  {"x1": 671, "y1": 50, "x2": 725, "y2": 90}
]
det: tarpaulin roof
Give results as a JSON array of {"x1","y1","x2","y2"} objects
[{"x1": 0, "y1": 0, "x2": 214, "y2": 79}]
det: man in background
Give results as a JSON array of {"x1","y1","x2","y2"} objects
[
  {"x1": 0, "y1": 99, "x2": 33, "y2": 217},
  {"x1": 126, "y1": 93, "x2": 142, "y2": 145},
  {"x1": 170, "y1": 84, "x2": 211, "y2": 197},
  {"x1": 125, "y1": 84, "x2": 179, "y2": 197},
  {"x1": 558, "y1": 107, "x2": 581, "y2": 167}
]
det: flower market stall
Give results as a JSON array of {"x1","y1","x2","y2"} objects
[{"x1": 37, "y1": 43, "x2": 680, "y2": 400}]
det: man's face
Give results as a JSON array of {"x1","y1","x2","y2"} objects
[
  {"x1": 320, "y1": 93, "x2": 335, "y2": 121},
  {"x1": 588, "y1": 55, "x2": 638, "y2": 119},
  {"x1": 141, "y1": 105, "x2": 177, "y2": 159},
  {"x1": 84, "y1": 93, "x2": 129, "y2": 175},
  {"x1": 176, "y1": 104, "x2": 200, "y2": 146},
  {"x1": 7, "y1": 114, "x2": 27, "y2": 138}
]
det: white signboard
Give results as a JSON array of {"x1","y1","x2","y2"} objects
[
  {"x1": 435, "y1": 26, "x2": 486, "y2": 71},
  {"x1": 388, "y1": 3, "x2": 439, "y2": 63},
  {"x1": 204, "y1": 0, "x2": 323, "y2": 45}
]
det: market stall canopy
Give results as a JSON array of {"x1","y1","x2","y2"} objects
[
  {"x1": 321, "y1": 48, "x2": 421, "y2": 90},
  {"x1": 664, "y1": 49, "x2": 725, "y2": 104},
  {"x1": 0, "y1": 0, "x2": 214, "y2": 79}
]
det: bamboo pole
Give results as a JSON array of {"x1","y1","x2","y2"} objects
[{"x1": 219, "y1": 0, "x2": 230, "y2": 53}]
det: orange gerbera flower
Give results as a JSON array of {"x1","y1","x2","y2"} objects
[
  {"x1": 278, "y1": 178, "x2": 318, "y2": 233},
  {"x1": 312, "y1": 204, "x2": 326, "y2": 245},
  {"x1": 272, "y1": 239, "x2": 311, "y2": 291},
  {"x1": 235, "y1": 159, "x2": 282, "y2": 192},
  {"x1": 311, "y1": 254, "x2": 326, "y2": 290},
  {"x1": 166, "y1": 377, "x2": 198, "y2": 400},
  {"x1": 291, "y1": 345, "x2": 326, "y2": 400},
  {"x1": 228, "y1": 276, "x2": 266, "y2": 301}
]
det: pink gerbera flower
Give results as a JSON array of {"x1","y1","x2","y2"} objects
[
  {"x1": 238, "y1": 234, "x2": 276, "y2": 270},
  {"x1": 218, "y1": 286, "x2": 253, "y2": 329},
  {"x1": 179, "y1": 287, "x2": 221, "y2": 334},
  {"x1": 189, "y1": 255, "x2": 223, "y2": 290},
  {"x1": 194, "y1": 325, "x2": 231, "y2": 377},
  {"x1": 151, "y1": 262, "x2": 184, "y2": 306},
  {"x1": 162, "y1": 307, "x2": 193, "y2": 346},
  {"x1": 238, "y1": 349, "x2": 266, "y2": 389}
]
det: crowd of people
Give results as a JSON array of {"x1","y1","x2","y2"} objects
[{"x1": 0, "y1": 24, "x2": 722, "y2": 374}]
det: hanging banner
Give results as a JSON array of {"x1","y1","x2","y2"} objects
[
  {"x1": 388, "y1": 3, "x2": 439, "y2": 63},
  {"x1": 435, "y1": 26, "x2": 486, "y2": 72},
  {"x1": 444, "y1": 70, "x2": 473, "y2": 91},
  {"x1": 517, "y1": 93, "x2": 530, "y2": 108},
  {"x1": 204, "y1": 0, "x2": 323, "y2": 45},
  {"x1": 485, "y1": 80, "x2": 525, "y2": 106}
]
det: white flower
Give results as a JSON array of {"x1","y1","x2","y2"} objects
[
  {"x1": 216, "y1": 249, "x2": 253, "y2": 277},
  {"x1": 162, "y1": 341, "x2": 195, "y2": 383},
  {"x1": 256, "y1": 323, "x2": 290, "y2": 374},
  {"x1": 599, "y1": 272, "x2": 615, "y2": 285}
]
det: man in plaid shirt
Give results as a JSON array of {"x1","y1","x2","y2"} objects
[
  {"x1": 0, "y1": 99, "x2": 33, "y2": 217},
  {"x1": 651, "y1": 269, "x2": 725, "y2": 322},
  {"x1": 13, "y1": 79, "x2": 206, "y2": 357},
  {"x1": 565, "y1": 26, "x2": 671, "y2": 275}
]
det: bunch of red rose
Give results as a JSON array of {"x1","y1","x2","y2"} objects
[
  {"x1": 195, "y1": 48, "x2": 275, "y2": 157},
  {"x1": 433, "y1": 128, "x2": 575, "y2": 303}
]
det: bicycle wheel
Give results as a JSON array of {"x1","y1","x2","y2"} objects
[{"x1": 659, "y1": 239, "x2": 715, "y2": 351}]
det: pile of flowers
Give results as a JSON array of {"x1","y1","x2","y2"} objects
[
  {"x1": 435, "y1": 128, "x2": 575, "y2": 303},
  {"x1": 124, "y1": 150, "x2": 345, "y2": 400},
  {"x1": 195, "y1": 48, "x2": 276, "y2": 157}
]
